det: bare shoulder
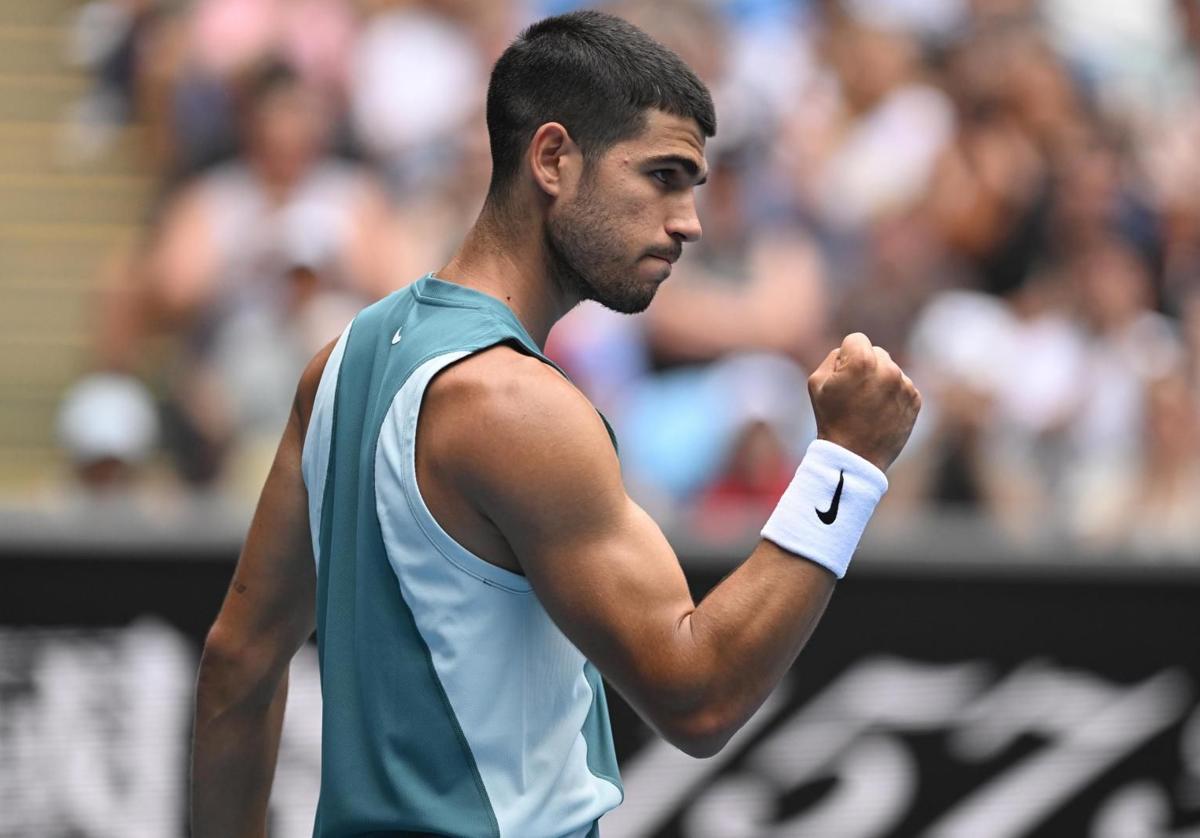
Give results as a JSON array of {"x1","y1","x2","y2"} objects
[
  {"x1": 422, "y1": 344, "x2": 619, "y2": 500},
  {"x1": 423, "y1": 343, "x2": 610, "y2": 447}
]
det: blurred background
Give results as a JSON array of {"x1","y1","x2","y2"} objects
[{"x1": 1, "y1": 0, "x2": 1198, "y2": 836}]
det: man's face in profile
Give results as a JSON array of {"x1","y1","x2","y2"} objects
[{"x1": 546, "y1": 110, "x2": 708, "y2": 314}]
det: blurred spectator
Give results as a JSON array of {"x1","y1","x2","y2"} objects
[
  {"x1": 924, "y1": 25, "x2": 1059, "y2": 297},
  {"x1": 1067, "y1": 239, "x2": 1182, "y2": 468},
  {"x1": 64, "y1": 0, "x2": 162, "y2": 164},
  {"x1": 778, "y1": 9, "x2": 955, "y2": 234},
  {"x1": 901, "y1": 284, "x2": 1088, "y2": 539},
  {"x1": 140, "y1": 60, "x2": 398, "y2": 491},
  {"x1": 692, "y1": 355, "x2": 814, "y2": 536},
  {"x1": 1068, "y1": 367, "x2": 1200, "y2": 555},
  {"x1": 1183, "y1": 291, "x2": 1200, "y2": 387},
  {"x1": 832, "y1": 208, "x2": 955, "y2": 361},
  {"x1": 66, "y1": 0, "x2": 362, "y2": 177},
  {"x1": 350, "y1": 2, "x2": 485, "y2": 190},
  {"x1": 186, "y1": 0, "x2": 357, "y2": 98},
  {"x1": 1043, "y1": 0, "x2": 1186, "y2": 114},
  {"x1": 137, "y1": 0, "x2": 360, "y2": 178},
  {"x1": 57, "y1": 373, "x2": 160, "y2": 493}
]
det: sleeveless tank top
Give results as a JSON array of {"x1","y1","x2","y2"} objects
[{"x1": 300, "y1": 274, "x2": 623, "y2": 837}]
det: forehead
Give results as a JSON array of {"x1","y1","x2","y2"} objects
[{"x1": 613, "y1": 110, "x2": 707, "y2": 167}]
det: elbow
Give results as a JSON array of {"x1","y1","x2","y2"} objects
[
  {"x1": 199, "y1": 623, "x2": 245, "y2": 674},
  {"x1": 196, "y1": 625, "x2": 279, "y2": 712},
  {"x1": 637, "y1": 617, "x2": 751, "y2": 757},
  {"x1": 639, "y1": 652, "x2": 745, "y2": 757},
  {"x1": 657, "y1": 705, "x2": 741, "y2": 759}
]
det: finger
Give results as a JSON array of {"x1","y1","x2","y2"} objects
[
  {"x1": 808, "y1": 348, "x2": 839, "y2": 396},
  {"x1": 837, "y1": 332, "x2": 873, "y2": 370},
  {"x1": 900, "y1": 372, "x2": 923, "y2": 411},
  {"x1": 813, "y1": 347, "x2": 840, "y2": 377},
  {"x1": 872, "y1": 346, "x2": 893, "y2": 368}
]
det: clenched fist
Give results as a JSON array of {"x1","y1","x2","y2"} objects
[{"x1": 809, "y1": 333, "x2": 921, "y2": 472}]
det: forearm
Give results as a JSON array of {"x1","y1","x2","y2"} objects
[
  {"x1": 192, "y1": 648, "x2": 289, "y2": 838},
  {"x1": 657, "y1": 441, "x2": 887, "y2": 751},
  {"x1": 666, "y1": 540, "x2": 836, "y2": 750}
]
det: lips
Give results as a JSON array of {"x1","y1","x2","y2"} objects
[
  {"x1": 646, "y1": 250, "x2": 680, "y2": 265},
  {"x1": 646, "y1": 255, "x2": 675, "y2": 280}
]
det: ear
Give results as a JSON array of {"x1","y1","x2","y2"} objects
[{"x1": 528, "y1": 122, "x2": 580, "y2": 199}]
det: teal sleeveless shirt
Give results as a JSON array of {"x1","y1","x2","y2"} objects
[{"x1": 299, "y1": 275, "x2": 623, "y2": 837}]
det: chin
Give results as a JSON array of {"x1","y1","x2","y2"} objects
[
  {"x1": 577, "y1": 263, "x2": 664, "y2": 315},
  {"x1": 591, "y1": 280, "x2": 657, "y2": 314},
  {"x1": 600, "y1": 291, "x2": 656, "y2": 315}
]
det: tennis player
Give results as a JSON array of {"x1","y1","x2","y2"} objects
[{"x1": 192, "y1": 11, "x2": 921, "y2": 838}]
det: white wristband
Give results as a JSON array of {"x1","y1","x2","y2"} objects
[{"x1": 761, "y1": 439, "x2": 888, "y2": 579}]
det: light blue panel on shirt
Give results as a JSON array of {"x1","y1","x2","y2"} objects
[{"x1": 375, "y1": 352, "x2": 623, "y2": 836}]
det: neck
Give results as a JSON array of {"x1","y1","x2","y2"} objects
[{"x1": 437, "y1": 199, "x2": 577, "y2": 348}]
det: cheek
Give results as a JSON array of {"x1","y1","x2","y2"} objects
[
  {"x1": 573, "y1": 176, "x2": 662, "y2": 262},
  {"x1": 614, "y1": 180, "x2": 657, "y2": 218},
  {"x1": 580, "y1": 200, "x2": 641, "y2": 256},
  {"x1": 612, "y1": 194, "x2": 662, "y2": 251},
  {"x1": 591, "y1": 171, "x2": 660, "y2": 226}
]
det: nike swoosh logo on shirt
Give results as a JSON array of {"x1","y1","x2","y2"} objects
[
  {"x1": 816, "y1": 471, "x2": 845, "y2": 525},
  {"x1": 391, "y1": 328, "x2": 403, "y2": 345}
]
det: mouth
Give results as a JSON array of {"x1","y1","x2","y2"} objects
[
  {"x1": 645, "y1": 250, "x2": 680, "y2": 270},
  {"x1": 647, "y1": 249, "x2": 680, "y2": 264},
  {"x1": 645, "y1": 255, "x2": 675, "y2": 278}
]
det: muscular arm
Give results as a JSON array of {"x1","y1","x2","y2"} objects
[
  {"x1": 191, "y1": 341, "x2": 334, "y2": 837},
  {"x1": 428, "y1": 340, "x2": 915, "y2": 757}
]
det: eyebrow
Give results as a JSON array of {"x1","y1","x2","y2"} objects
[{"x1": 645, "y1": 154, "x2": 709, "y2": 186}]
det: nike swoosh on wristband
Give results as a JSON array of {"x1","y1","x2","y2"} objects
[{"x1": 816, "y1": 471, "x2": 845, "y2": 525}]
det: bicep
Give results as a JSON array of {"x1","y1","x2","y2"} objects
[
  {"x1": 460, "y1": 371, "x2": 700, "y2": 709},
  {"x1": 512, "y1": 471, "x2": 693, "y2": 680}
]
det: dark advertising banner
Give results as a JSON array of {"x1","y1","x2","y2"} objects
[{"x1": 0, "y1": 552, "x2": 1197, "y2": 838}]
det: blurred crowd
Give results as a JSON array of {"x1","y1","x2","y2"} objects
[{"x1": 56, "y1": 0, "x2": 1200, "y2": 557}]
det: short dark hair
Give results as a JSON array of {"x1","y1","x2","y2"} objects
[{"x1": 485, "y1": 10, "x2": 716, "y2": 201}]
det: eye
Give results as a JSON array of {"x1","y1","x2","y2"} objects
[{"x1": 650, "y1": 169, "x2": 673, "y2": 185}]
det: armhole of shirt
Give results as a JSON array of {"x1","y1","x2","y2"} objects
[
  {"x1": 301, "y1": 320, "x2": 354, "y2": 571},
  {"x1": 375, "y1": 349, "x2": 534, "y2": 594}
]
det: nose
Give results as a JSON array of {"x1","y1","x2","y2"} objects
[{"x1": 666, "y1": 194, "x2": 703, "y2": 244}]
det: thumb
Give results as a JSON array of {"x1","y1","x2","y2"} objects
[{"x1": 836, "y1": 332, "x2": 873, "y2": 371}]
